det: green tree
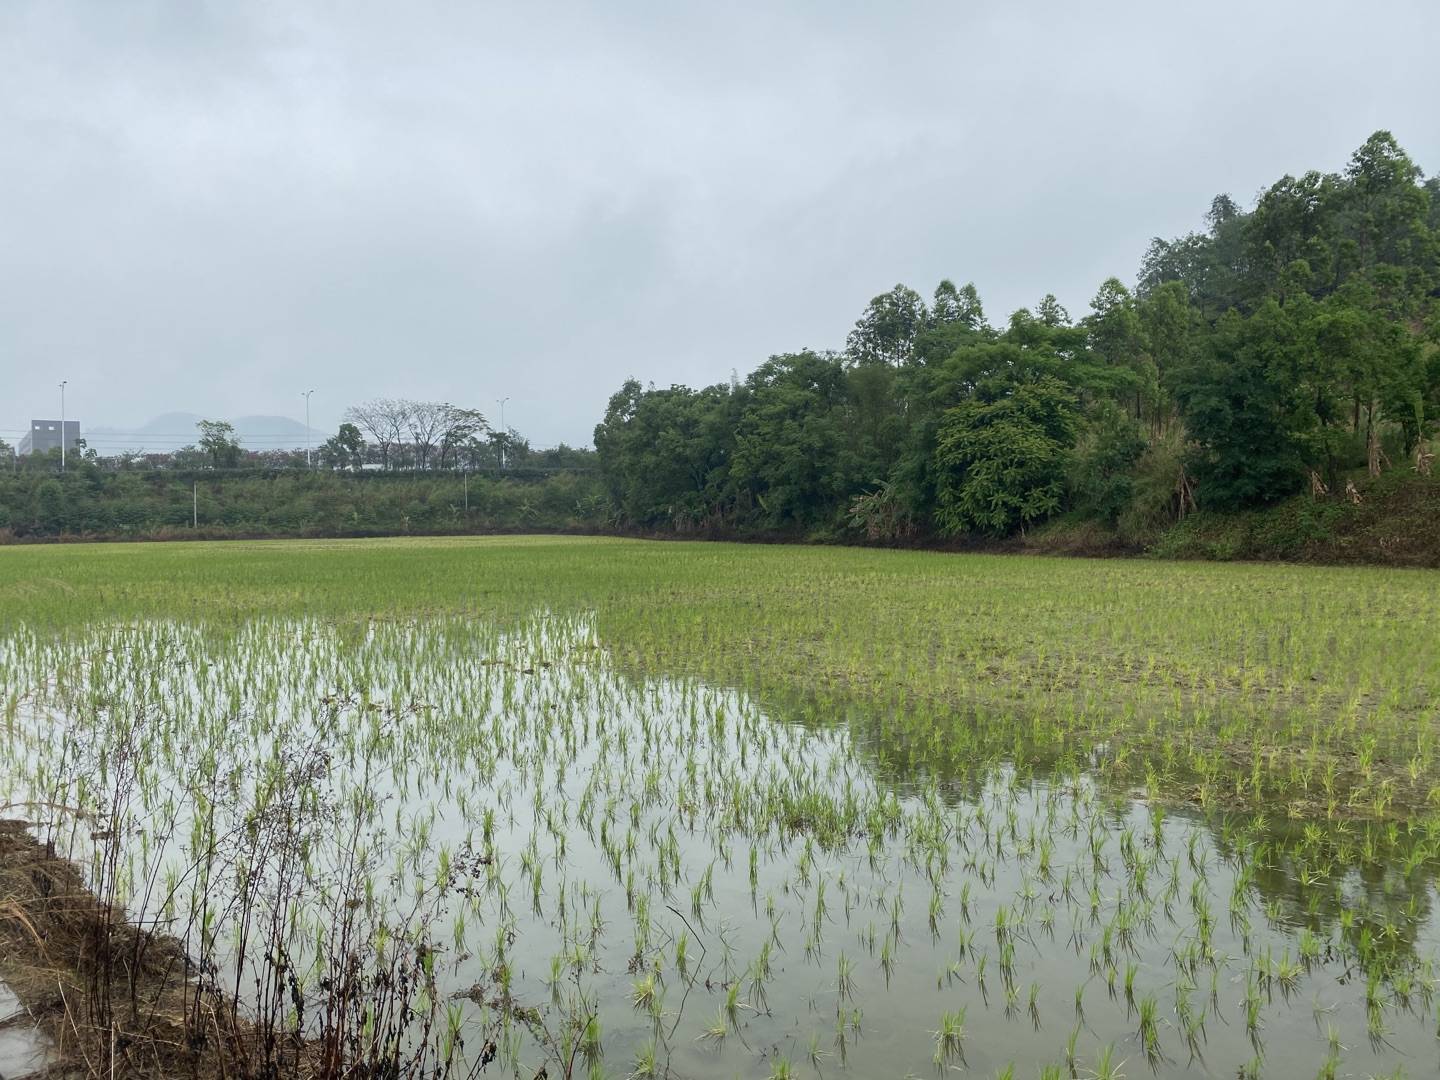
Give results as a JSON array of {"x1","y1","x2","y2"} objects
[
  {"x1": 930, "y1": 280, "x2": 987, "y2": 331},
  {"x1": 1171, "y1": 301, "x2": 1319, "y2": 506},
  {"x1": 1334, "y1": 130, "x2": 1434, "y2": 294},
  {"x1": 1036, "y1": 294, "x2": 1070, "y2": 327},
  {"x1": 844, "y1": 360, "x2": 904, "y2": 484},
  {"x1": 1137, "y1": 193, "x2": 1246, "y2": 316},
  {"x1": 1315, "y1": 282, "x2": 1429, "y2": 468},
  {"x1": 438, "y1": 408, "x2": 488, "y2": 469},
  {"x1": 1240, "y1": 171, "x2": 1338, "y2": 300},
  {"x1": 933, "y1": 375, "x2": 1078, "y2": 535},
  {"x1": 846, "y1": 284, "x2": 928, "y2": 366},
  {"x1": 1068, "y1": 401, "x2": 1147, "y2": 524},
  {"x1": 913, "y1": 282, "x2": 993, "y2": 366},
  {"x1": 31, "y1": 478, "x2": 67, "y2": 532},
  {"x1": 593, "y1": 379, "x2": 735, "y2": 527},
  {"x1": 587, "y1": 133, "x2": 1440, "y2": 539},
  {"x1": 321, "y1": 423, "x2": 367, "y2": 470},
  {"x1": 728, "y1": 352, "x2": 855, "y2": 528},
  {"x1": 1136, "y1": 280, "x2": 1194, "y2": 429},
  {"x1": 1084, "y1": 278, "x2": 1152, "y2": 419},
  {"x1": 196, "y1": 420, "x2": 242, "y2": 469}
]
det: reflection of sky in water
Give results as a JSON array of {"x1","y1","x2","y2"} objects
[{"x1": 1, "y1": 616, "x2": 1436, "y2": 1078}]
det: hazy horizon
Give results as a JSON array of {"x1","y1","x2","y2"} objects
[{"x1": 3, "y1": 0, "x2": 1437, "y2": 448}]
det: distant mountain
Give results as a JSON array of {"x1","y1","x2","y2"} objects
[
  {"x1": 88, "y1": 411, "x2": 203, "y2": 436},
  {"x1": 87, "y1": 413, "x2": 321, "y2": 450},
  {"x1": 231, "y1": 415, "x2": 314, "y2": 440}
]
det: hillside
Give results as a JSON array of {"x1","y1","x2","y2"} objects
[{"x1": 86, "y1": 413, "x2": 320, "y2": 451}]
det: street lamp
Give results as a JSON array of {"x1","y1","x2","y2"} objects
[
  {"x1": 496, "y1": 396, "x2": 510, "y2": 469},
  {"x1": 302, "y1": 389, "x2": 316, "y2": 469},
  {"x1": 59, "y1": 380, "x2": 67, "y2": 472}
]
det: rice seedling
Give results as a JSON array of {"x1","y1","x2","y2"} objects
[
  {"x1": 1136, "y1": 994, "x2": 1161, "y2": 1066},
  {"x1": 696, "y1": 1007, "x2": 728, "y2": 1044},
  {"x1": 1089, "y1": 1043, "x2": 1125, "y2": 1080},
  {"x1": 931, "y1": 1007, "x2": 967, "y2": 1066},
  {"x1": 629, "y1": 972, "x2": 658, "y2": 1013},
  {"x1": 806, "y1": 1031, "x2": 828, "y2": 1068},
  {"x1": 0, "y1": 538, "x2": 1434, "y2": 1077},
  {"x1": 836, "y1": 950, "x2": 855, "y2": 1000},
  {"x1": 628, "y1": 1038, "x2": 657, "y2": 1078}
]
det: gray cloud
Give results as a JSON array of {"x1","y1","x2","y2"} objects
[{"x1": 2, "y1": 0, "x2": 1437, "y2": 448}]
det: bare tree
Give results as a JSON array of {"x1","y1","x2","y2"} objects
[
  {"x1": 344, "y1": 399, "x2": 496, "y2": 471},
  {"x1": 343, "y1": 398, "x2": 412, "y2": 470},
  {"x1": 406, "y1": 400, "x2": 453, "y2": 471}
]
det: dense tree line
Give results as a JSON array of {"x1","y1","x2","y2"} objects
[
  {"x1": 6, "y1": 133, "x2": 1437, "y2": 550},
  {"x1": 595, "y1": 133, "x2": 1440, "y2": 540},
  {"x1": 0, "y1": 402, "x2": 601, "y2": 539},
  {"x1": 0, "y1": 467, "x2": 607, "y2": 540}
]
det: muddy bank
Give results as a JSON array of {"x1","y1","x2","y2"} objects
[{"x1": 0, "y1": 819, "x2": 257, "y2": 1079}]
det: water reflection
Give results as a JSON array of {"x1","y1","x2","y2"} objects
[{"x1": 0, "y1": 615, "x2": 1434, "y2": 1077}]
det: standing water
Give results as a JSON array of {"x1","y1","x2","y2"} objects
[{"x1": 1, "y1": 615, "x2": 1436, "y2": 1078}]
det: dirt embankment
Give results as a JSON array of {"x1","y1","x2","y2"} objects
[
  {"x1": 0, "y1": 819, "x2": 254, "y2": 1079},
  {"x1": 1142, "y1": 470, "x2": 1440, "y2": 568}
]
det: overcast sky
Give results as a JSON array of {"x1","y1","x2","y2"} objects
[{"x1": 2, "y1": 1, "x2": 1436, "y2": 449}]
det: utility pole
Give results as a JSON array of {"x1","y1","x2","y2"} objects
[
  {"x1": 59, "y1": 380, "x2": 67, "y2": 472},
  {"x1": 193, "y1": 481, "x2": 198, "y2": 528},
  {"x1": 496, "y1": 397, "x2": 510, "y2": 469},
  {"x1": 303, "y1": 388, "x2": 315, "y2": 469}
]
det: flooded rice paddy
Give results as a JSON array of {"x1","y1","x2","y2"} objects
[{"x1": 3, "y1": 607, "x2": 1438, "y2": 1079}]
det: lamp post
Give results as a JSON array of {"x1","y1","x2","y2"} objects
[
  {"x1": 303, "y1": 388, "x2": 315, "y2": 468},
  {"x1": 59, "y1": 380, "x2": 67, "y2": 472},
  {"x1": 496, "y1": 396, "x2": 510, "y2": 469}
]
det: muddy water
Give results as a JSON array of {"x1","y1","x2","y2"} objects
[{"x1": 1, "y1": 617, "x2": 1436, "y2": 1077}]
